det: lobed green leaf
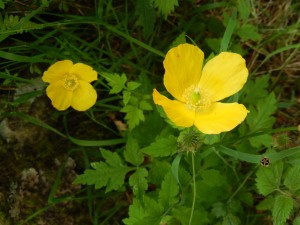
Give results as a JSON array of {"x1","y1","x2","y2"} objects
[
  {"x1": 124, "y1": 136, "x2": 144, "y2": 166},
  {"x1": 237, "y1": 24, "x2": 262, "y2": 41},
  {"x1": 148, "y1": 160, "x2": 171, "y2": 186},
  {"x1": 121, "y1": 105, "x2": 145, "y2": 130},
  {"x1": 74, "y1": 149, "x2": 132, "y2": 192},
  {"x1": 246, "y1": 92, "x2": 277, "y2": 134},
  {"x1": 272, "y1": 195, "x2": 294, "y2": 225},
  {"x1": 123, "y1": 196, "x2": 164, "y2": 225},
  {"x1": 123, "y1": 90, "x2": 131, "y2": 105},
  {"x1": 152, "y1": 0, "x2": 178, "y2": 19},
  {"x1": 284, "y1": 165, "x2": 300, "y2": 191},
  {"x1": 249, "y1": 133, "x2": 273, "y2": 148},
  {"x1": 129, "y1": 168, "x2": 148, "y2": 197},
  {"x1": 101, "y1": 72, "x2": 127, "y2": 94},
  {"x1": 139, "y1": 100, "x2": 153, "y2": 111},
  {"x1": 237, "y1": 0, "x2": 251, "y2": 21},
  {"x1": 141, "y1": 135, "x2": 177, "y2": 157},
  {"x1": 255, "y1": 161, "x2": 283, "y2": 196},
  {"x1": 127, "y1": 81, "x2": 141, "y2": 91},
  {"x1": 158, "y1": 172, "x2": 179, "y2": 209},
  {"x1": 243, "y1": 75, "x2": 270, "y2": 104},
  {"x1": 135, "y1": 0, "x2": 156, "y2": 37}
]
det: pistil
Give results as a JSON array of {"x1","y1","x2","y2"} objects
[
  {"x1": 182, "y1": 85, "x2": 212, "y2": 112},
  {"x1": 63, "y1": 74, "x2": 79, "y2": 91}
]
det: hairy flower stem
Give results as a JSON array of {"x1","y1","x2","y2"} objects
[{"x1": 189, "y1": 153, "x2": 196, "y2": 225}]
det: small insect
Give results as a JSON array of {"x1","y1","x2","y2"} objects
[{"x1": 260, "y1": 156, "x2": 270, "y2": 167}]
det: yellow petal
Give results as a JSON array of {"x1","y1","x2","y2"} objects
[
  {"x1": 42, "y1": 60, "x2": 73, "y2": 83},
  {"x1": 46, "y1": 80, "x2": 72, "y2": 111},
  {"x1": 163, "y1": 43, "x2": 204, "y2": 102},
  {"x1": 153, "y1": 89, "x2": 195, "y2": 127},
  {"x1": 193, "y1": 102, "x2": 248, "y2": 134},
  {"x1": 199, "y1": 52, "x2": 248, "y2": 102},
  {"x1": 70, "y1": 63, "x2": 97, "y2": 83},
  {"x1": 71, "y1": 81, "x2": 97, "y2": 111}
]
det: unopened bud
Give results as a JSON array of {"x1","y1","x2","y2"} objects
[{"x1": 177, "y1": 128, "x2": 202, "y2": 153}]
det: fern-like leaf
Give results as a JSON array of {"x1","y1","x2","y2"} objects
[
  {"x1": 0, "y1": 13, "x2": 45, "y2": 42},
  {"x1": 152, "y1": 0, "x2": 179, "y2": 19}
]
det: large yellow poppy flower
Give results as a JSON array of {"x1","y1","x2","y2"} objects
[
  {"x1": 42, "y1": 60, "x2": 97, "y2": 111},
  {"x1": 153, "y1": 43, "x2": 249, "y2": 134}
]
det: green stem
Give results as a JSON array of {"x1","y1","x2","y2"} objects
[
  {"x1": 189, "y1": 153, "x2": 196, "y2": 225},
  {"x1": 227, "y1": 167, "x2": 257, "y2": 203},
  {"x1": 98, "y1": 22, "x2": 165, "y2": 58}
]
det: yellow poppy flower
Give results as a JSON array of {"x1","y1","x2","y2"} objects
[
  {"x1": 42, "y1": 60, "x2": 98, "y2": 111},
  {"x1": 153, "y1": 43, "x2": 249, "y2": 134}
]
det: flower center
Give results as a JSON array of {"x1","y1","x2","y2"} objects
[
  {"x1": 63, "y1": 74, "x2": 78, "y2": 91},
  {"x1": 182, "y1": 85, "x2": 212, "y2": 112}
]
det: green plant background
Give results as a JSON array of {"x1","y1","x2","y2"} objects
[{"x1": 0, "y1": 0, "x2": 299, "y2": 224}]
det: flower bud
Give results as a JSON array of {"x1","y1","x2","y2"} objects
[{"x1": 177, "y1": 128, "x2": 202, "y2": 153}]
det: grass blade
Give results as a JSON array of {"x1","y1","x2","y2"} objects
[{"x1": 220, "y1": 8, "x2": 237, "y2": 52}]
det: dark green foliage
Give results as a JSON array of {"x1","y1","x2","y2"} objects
[
  {"x1": 74, "y1": 149, "x2": 132, "y2": 192},
  {"x1": 0, "y1": 13, "x2": 44, "y2": 42},
  {"x1": 1, "y1": 0, "x2": 299, "y2": 224},
  {"x1": 136, "y1": 0, "x2": 156, "y2": 38},
  {"x1": 256, "y1": 161, "x2": 283, "y2": 196},
  {"x1": 273, "y1": 195, "x2": 293, "y2": 225},
  {"x1": 141, "y1": 135, "x2": 177, "y2": 157},
  {"x1": 255, "y1": 162, "x2": 300, "y2": 225},
  {"x1": 152, "y1": 0, "x2": 178, "y2": 19}
]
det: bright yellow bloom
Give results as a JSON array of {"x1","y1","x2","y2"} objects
[
  {"x1": 42, "y1": 60, "x2": 97, "y2": 111},
  {"x1": 153, "y1": 43, "x2": 249, "y2": 134}
]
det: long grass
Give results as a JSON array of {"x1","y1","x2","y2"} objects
[{"x1": 0, "y1": 0, "x2": 299, "y2": 224}]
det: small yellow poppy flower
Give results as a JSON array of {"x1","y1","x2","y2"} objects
[
  {"x1": 153, "y1": 43, "x2": 249, "y2": 134},
  {"x1": 42, "y1": 60, "x2": 98, "y2": 111}
]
